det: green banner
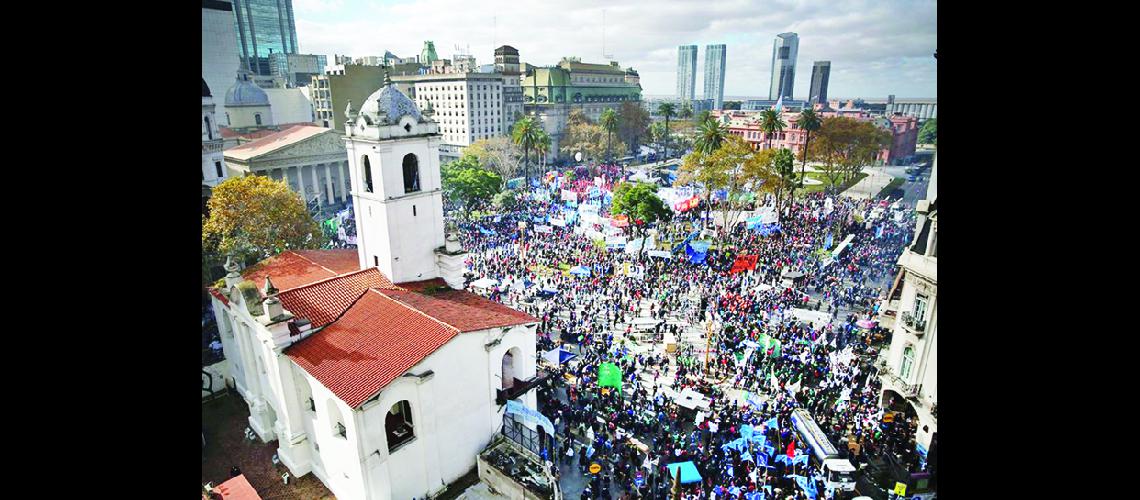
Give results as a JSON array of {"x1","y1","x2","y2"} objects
[{"x1": 598, "y1": 362, "x2": 622, "y2": 395}]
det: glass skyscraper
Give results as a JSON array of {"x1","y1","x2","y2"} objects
[
  {"x1": 769, "y1": 32, "x2": 798, "y2": 100},
  {"x1": 233, "y1": 0, "x2": 299, "y2": 76},
  {"x1": 809, "y1": 61, "x2": 830, "y2": 104},
  {"x1": 676, "y1": 45, "x2": 697, "y2": 101},
  {"x1": 703, "y1": 44, "x2": 726, "y2": 110}
]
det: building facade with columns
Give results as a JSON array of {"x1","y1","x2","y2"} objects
[
  {"x1": 223, "y1": 125, "x2": 351, "y2": 208},
  {"x1": 208, "y1": 81, "x2": 540, "y2": 499}
]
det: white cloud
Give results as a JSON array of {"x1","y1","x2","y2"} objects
[{"x1": 295, "y1": 0, "x2": 936, "y2": 98}]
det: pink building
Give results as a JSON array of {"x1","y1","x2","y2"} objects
[{"x1": 713, "y1": 108, "x2": 918, "y2": 165}]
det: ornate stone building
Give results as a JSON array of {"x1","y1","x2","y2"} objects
[{"x1": 223, "y1": 125, "x2": 350, "y2": 208}]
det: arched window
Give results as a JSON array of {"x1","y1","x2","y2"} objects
[
  {"x1": 900, "y1": 345, "x2": 915, "y2": 380},
  {"x1": 362, "y1": 155, "x2": 374, "y2": 193},
  {"x1": 205, "y1": 116, "x2": 213, "y2": 140},
  {"x1": 501, "y1": 347, "x2": 520, "y2": 390},
  {"x1": 254, "y1": 113, "x2": 262, "y2": 126},
  {"x1": 225, "y1": 112, "x2": 230, "y2": 125},
  {"x1": 327, "y1": 399, "x2": 347, "y2": 439},
  {"x1": 386, "y1": 400, "x2": 415, "y2": 452},
  {"x1": 402, "y1": 154, "x2": 420, "y2": 193}
]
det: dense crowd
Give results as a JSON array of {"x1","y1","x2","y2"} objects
[{"x1": 457, "y1": 169, "x2": 921, "y2": 500}]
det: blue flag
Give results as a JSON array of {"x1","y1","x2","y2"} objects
[
  {"x1": 766, "y1": 417, "x2": 779, "y2": 430},
  {"x1": 825, "y1": 233, "x2": 834, "y2": 249}
]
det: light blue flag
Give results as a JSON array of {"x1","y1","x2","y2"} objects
[{"x1": 766, "y1": 417, "x2": 779, "y2": 430}]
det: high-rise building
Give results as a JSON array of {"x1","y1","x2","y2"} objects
[
  {"x1": 809, "y1": 61, "x2": 830, "y2": 104},
  {"x1": 676, "y1": 45, "x2": 697, "y2": 100},
  {"x1": 703, "y1": 44, "x2": 726, "y2": 110},
  {"x1": 269, "y1": 53, "x2": 327, "y2": 87},
  {"x1": 769, "y1": 32, "x2": 798, "y2": 100},
  {"x1": 232, "y1": 0, "x2": 299, "y2": 76},
  {"x1": 202, "y1": 0, "x2": 242, "y2": 109},
  {"x1": 311, "y1": 64, "x2": 387, "y2": 130}
]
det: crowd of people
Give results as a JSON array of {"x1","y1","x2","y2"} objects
[{"x1": 458, "y1": 165, "x2": 921, "y2": 500}]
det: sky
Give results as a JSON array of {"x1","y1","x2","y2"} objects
[{"x1": 293, "y1": 0, "x2": 936, "y2": 99}]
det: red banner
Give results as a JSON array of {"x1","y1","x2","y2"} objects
[
  {"x1": 729, "y1": 254, "x2": 758, "y2": 274},
  {"x1": 674, "y1": 196, "x2": 701, "y2": 212}
]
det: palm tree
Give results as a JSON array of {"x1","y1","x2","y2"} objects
[
  {"x1": 511, "y1": 117, "x2": 541, "y2": 185},
  {"x1": 759, "y1": 109, "x2": 787, "y2": 151},
  {"x1": 534, "y1": 129, "x2": 551, "y2": 172},
  {"x1": 657, "y1": 102, "x2": 676, "y2": 162},
  {"x1": 600, "y1": 108, "x2": 618, "y2": 166},
  {"x1": 795, "y1": 108, "x2": 822, "y2": 199},
  {"x1": 680, "y1": 101, "x2": 693, "y2": 120},
  {"x1": 694, "y1": 116, "x2": 728, "y2": 154}
]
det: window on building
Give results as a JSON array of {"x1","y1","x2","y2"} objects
[
  {"x1": 386, "y1": 400, "x2": 415, "y2": 452},
  {"x1": 362, "y1": 155, "x2": 374, "y2": 193},
  {"x1": 205, "y1": 116, "x2": 213, "y2": 140},
  {"x1": 402, "y1": 153, "x2": 420, "y2": 193},
  {"x1": 900, "y1": 345, "x2": 915, "y2": 380},
  {"x1": 254, "y1": 113, "x2": 262, "y2": 126},
  {"x1": 914, "y1": 294, "x2": 928, "y2": 323},
  {"x1": 215, "y1": 162, "x2": 224, "y2": 178}
]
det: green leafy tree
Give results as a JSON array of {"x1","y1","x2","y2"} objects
[
  {"x1": 611, "y1": 181, "x2": 670, "y2": 255},
  {"x1": 442, "y1": 154, "x2": 502, "y2": 214},
  {"x1": 202, "y1": 175, "x2": 324, "y2": 265},
  {"x1": 493, "y1": 189, "x2": 518, "y2": 210},
  {"x1": 696, "y1": 110, "x2": 711, "y2": 126},
  {"x1": 919, "y1": 118, "x2": 936, "y2": 145},
  {"x1": 723, "y1": 101, "x2": 742, "y2": 110},
  {"x1": 811, "y1": 116, "x2": 891, "y2": 191},
  {"x1": 560, "y1": 109, "x2": 607, "y2": 164},
  {"x1": 657, "y1": 102, "x2": 676, "y2": 161},
  {"x1": 511, "y1": 116, "x2": 542, "y2": 184},
  {"x1": 759, "y1": 109, "x2": 787, "y2": 150}
]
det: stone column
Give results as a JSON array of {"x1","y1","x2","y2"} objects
[
  {"x1": 296, "y1": 165, "x2": 306, "y2": 199},
  {"x1": 340, "y1": 162, "x2": 349, "y2": 202},
  {"x1": 310, "y1": 163, "x2": 322, "y2": 207},
  {"x1": 323, "y1": 163, "x2": 335, "y2": 206}
]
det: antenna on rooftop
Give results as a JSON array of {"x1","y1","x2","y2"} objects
[{"x1": 602, "y1": 9, "x2": 614, "y2": 60}]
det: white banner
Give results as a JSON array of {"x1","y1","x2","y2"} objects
[
  {"x1": 647, "y1": 250, "x2": 672, "y2": 259},
  {"x1": 561, "y1": 189, "x2": 577, "y2": 202},
  {"x1": 534, "y1": 225, "x2": 553, "y2": 234},
  {"x1": 550, "y1": 218, "x2": 566, "y2": 228}
]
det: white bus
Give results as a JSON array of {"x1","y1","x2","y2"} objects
[{"x1": 791, "y1": 409, "x2": 857, "y2": 495}]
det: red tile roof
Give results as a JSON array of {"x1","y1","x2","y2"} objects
[
  {"x1": 286, "y1": 289, "x2": 461, "y2": 408},
  {"x1": 293, "y1": 249, "x2": 360, "y2": 275},
  {"x1": 224, "y1": 125, "x2": 330, "y2": 161},
  {"x1": 380, "y1": 288, "x2": 538, "y2": 333},
  {"x1": 211, "y1": 474, "x2": 262, "y2": 500},
  {"x1": 240, "y1": 250, "x2": 358, "y2": 295},
  {"x1": 277, "y1": 268, "x2": 397, "y2": 328}
]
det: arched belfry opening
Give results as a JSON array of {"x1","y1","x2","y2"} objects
[{"x1": 402, "y1": 153, "x2": 420, "y2": 193}]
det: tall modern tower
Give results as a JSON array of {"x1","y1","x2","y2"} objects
[
  {"x1": 676, "y1": 45, "x2": 698, "y2": 101},
  {"x1": 703, "y1": 44, "x2": 727, "y2": 110},
  {"x1": 809, "y1": 61, "x2": 830, "y2": 104},
  {"x1": 232, "y1": 0, "x2": 299, "y2": 76},
  {"x1": 769, "y1": 32, "x2": 798, "y2": 100}
]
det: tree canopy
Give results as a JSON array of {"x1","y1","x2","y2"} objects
[
  {"x1": 442, "y1": 154, "x2": 502, "y2": 213},
  {"x1": 919, "y1": 118, "x2": 936, "y2": 145},
  {"x1": 466, "y1": 136, "x2": 523, "y2": 184},
  {"x1": 811, "y1": 116, "x2": 891, "y2": 185},
  {"x1": 560, "y1": 109, "x2": 607, "y2": 162},
  {"x1": 611, "y1": 181, "x2": 670, "y2": 229},
  {"x1": 618, "y1": 101, "x2": 651, "y2": 156},
  {"x1": 202, "y1": 175, "x2": 324, "y2": 263}
]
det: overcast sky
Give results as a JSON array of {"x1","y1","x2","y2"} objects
[{"x1": 294, "y1": 0, "x2": 936, "y2": 99}]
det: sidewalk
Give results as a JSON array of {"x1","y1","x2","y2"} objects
[{"x1": 843, "y1": 167, "x2": 895, "y2": 200}]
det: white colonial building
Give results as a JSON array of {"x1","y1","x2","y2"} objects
[
  {"x1": 208, "y1": 81, "x2": 539, "y2": 500},
  {"x1": 225, "y1": 70, "x2": 274, "y2": 129},
  {"x1": 203, "y1": 79, "x2": 227, "y2": 188},
  {"x1": 878, "y1": 154, "x2": 937, "y2": 451}
]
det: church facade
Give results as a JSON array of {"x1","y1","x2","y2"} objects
[{"x1": 208, "y1": 81, "x2": 539, "y2": 499}]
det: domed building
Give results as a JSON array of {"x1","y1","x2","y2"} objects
[{"x1": 224, "y1": 70, "x2": 273, "y2": 129}]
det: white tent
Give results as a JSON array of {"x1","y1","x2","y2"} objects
[{"x1": 471, "y1": 277, "x2": 498, "y2": 289}]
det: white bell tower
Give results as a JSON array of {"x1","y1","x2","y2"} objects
[{"x1": 342, "y1": 76, "x2": 466, "y2": 286}]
